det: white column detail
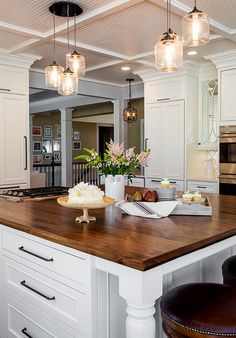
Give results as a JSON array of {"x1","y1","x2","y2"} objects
[
  {"x1": 112, "y1": 100, "x2": 126, "y2": 143},
  {"x1": 60, "y1": 108, "x2": 73, "y2": 187}
]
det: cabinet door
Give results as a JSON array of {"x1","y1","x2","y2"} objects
[
  {"x1": 0, "y1": 94, "x2": 28, "y2": 186},
  {"x1": 145, "y1": 101, "x2": 184, "y2": 180},
  {"x1": 145, "y1": 103, "x2": 165, "y2": 177},
  {"x1": 220, "y1": 68, "x2": 236, "y2": 123}
]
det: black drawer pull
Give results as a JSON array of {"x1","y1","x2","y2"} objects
[
  {"x1": 22, "y1": 328, "x2": 33, "y2": 338},
  {"x1": 151, "y1": 179, "x2": 161, "y2": 183},
  {"x1": 156, "y1": 98, "x2": 170, "y2": 101},
  {"x1": 20, "y1": 280, "x2": 55, "y2": 301},
  {"x1": 0, "y1": 88, "x2": 10, "y2": 92},
  {"x1": 18, "y1": 246, "x2": 53, "y2": 262},
  {"x1": 170, "y1": 181, "x2": 177, "y2": 184},
  {"x1": 197, "y1": 185, "x2": 207, "y2": 189}
]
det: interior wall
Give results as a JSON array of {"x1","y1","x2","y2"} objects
[{"x1": 127, "y1": 98, "x2": 144, "y2": 153}]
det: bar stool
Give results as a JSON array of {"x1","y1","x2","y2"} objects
[
  {"x1": 160, "y1": 283, "x2": 236, "y2": 338},
  {"x1": 222, "y1": 255, "x2": 236, "y2": 287}
]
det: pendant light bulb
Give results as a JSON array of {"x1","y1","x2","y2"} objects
[
  {"x1": 182, "y1": 1, "x2": 209, "y2": 47},
  {"x1": 154, "y1": 0, "x2": 183, "y2": 72}
]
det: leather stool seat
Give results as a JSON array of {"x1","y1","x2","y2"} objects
[
  {"x1": 222, "y1": 255, "x2": 236, "y2": 287},
  {"x1": 161, "y1": 283, "x2": 236, "y2": 338}
]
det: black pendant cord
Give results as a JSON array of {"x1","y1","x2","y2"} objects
[
  {"x1": 194, "y1": 0, "x2": 197, "y2": 7},
  {"x1": 129, "y1": 80, "x2": 132, "y2": 107},
  {"x1": 74, "y1": 12, "x2": 77, "y2": 50},
  {"x1": 169, "y1": 0, "x2": 171, "y2": 30},
  {"x1": 166, "y1": 0, "x2": 169, "y2": 33},
  {"x1": 67, "y1": 4, "x2": 70, "y2": 56},
  {"x1": 53, "y1": 5, "x2": 56, "y2": 62}
]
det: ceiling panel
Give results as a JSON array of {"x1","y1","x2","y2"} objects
[
  {"x1": 180, "y1": 0, "x2": 236, "y2": 30},
  {"x1": 59, "y1": 1, "x2": 183, "y2": 56},
  {"x1": 30, "y1": 41, "x2": 116, "y2": 70},
  {"x1": 0, "y1": 30, "x2": 30, "y2": 49},
  {"x1": 0, "y1": 0, "x2": 112, "y2": 33}
]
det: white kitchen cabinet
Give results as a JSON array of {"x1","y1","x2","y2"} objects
[
  {"x1": 220, "y1": 68, "x2": 236, "y2": 124},
  {"x1": 2, "y1": 226, "x2": 96, "y2": 338},
  {"x1": 145, "y1": 100, "x2": 184, "y2": 181},
  {"x1": 0, "y1": 93, "x2": 29, "y2": 187},
  {"x1": 187, "y1": 180, "x2": 218, "y2": 194},
  {"x1": 128, "y1": 177, "x2": 145, "y2": 187},
  {"x1": 145, "y1": 77, "x2": 182, "y2": 103},
  {"x1": 0, "y1": 65, "x2": 28, "y2": 95}
]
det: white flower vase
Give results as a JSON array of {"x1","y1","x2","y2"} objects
[{"x1": 105, "y1": 175, "x2": 125, "y2": 201}]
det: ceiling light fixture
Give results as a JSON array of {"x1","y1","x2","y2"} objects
[
  {"x1": 45, "y1": 1, "x2": 83, "y2": 96},
  {"x1": 121, "y1": 66, "x2": 131, "y2": 71},
  {"x1": 45, "y1": 5, "x2": 64, "y2": 89},
  {"x1": 182, "y1": 0, "x2": 209, "y2": 47},
  {"x1": 154, "y1": 0, "x2": 183, "y2": 72},
  {"x1": 123, "y1": 79, "x2": 137, "y2": 124},
  {"x1": 66, "y1": 12, "x2": 85, "y2": 77},
  {"x1": 187, "y1": 50, "x2": 198, "y2": 55}
]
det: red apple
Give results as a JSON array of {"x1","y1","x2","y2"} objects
[{"x1": 144, "y1": 190, "x2": 158, "y2": 202}]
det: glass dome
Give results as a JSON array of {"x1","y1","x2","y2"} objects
[
  {"x1": 58, "y1": 68, "x2": 78, "y2": 96},
  {"x1": 45, "y1": 61, "x2": 64, "y2": 89},
  {"x1": 155, "y1": 30, "x2": 183, "y2": 72},
  {"x1": 182, "y1": 9, "x2": 209, "y2": 47},
  {"x1": 66, "y1": 51, "x2": 85, "y2": 77}
]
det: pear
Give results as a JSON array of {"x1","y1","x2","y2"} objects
[{"x1": 133, "y1": 191, "x2": 143, "y2": 201}]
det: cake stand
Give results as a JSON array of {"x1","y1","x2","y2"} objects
[{"x1": 57, "y1": 196, "x2": 114, "y2": 223}]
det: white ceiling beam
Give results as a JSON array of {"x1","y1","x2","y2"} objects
[
  {"x1": 86, "y1": 60, "x2": 124, "y2": 72},
  {"x1": 0, "y1": 20, "x2": 47, "y2": 38},
  {"x1": 9, "y1": 38, "x2": 40, "y2": 53}
]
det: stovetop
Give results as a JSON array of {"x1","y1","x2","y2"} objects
[{"x1": 0, "y1": 186, "x2": 69, "y2": 200}]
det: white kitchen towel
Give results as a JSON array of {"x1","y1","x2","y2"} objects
[{"x1": 116, "y1": 200, "x2": 179, "y2": 219}]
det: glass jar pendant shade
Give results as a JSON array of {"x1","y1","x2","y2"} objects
[
  {"x1": 154, "y1": 0, "x2": 183, "y2": 72},
  {"x1": 45, "y1": 61, "x2": 64, "y2": 88},
  {"x1": 58, "y1": 68, "x2": 77, "y2": 96},
  {"x1": 155, "y1": 30, "x2": 183, "y2": 72},
  {"x1": 123, "y1": 79, "x2": 137, "y2": 124},
  {"x1": 182, "y1": 1, "x2": 209, "y2": 47}
]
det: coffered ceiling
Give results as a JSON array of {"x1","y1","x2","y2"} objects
[{"x1": 1, "y1": 0, "x2": 236, "y2": 86}]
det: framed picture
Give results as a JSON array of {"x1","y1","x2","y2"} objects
[
  {"x1": 44, "y1": 125, "x2": 52, "y2": 137},
  {"x1": 33, "y1": 141, "x2": 41, "y2": 152},
  {"x1": 44, "y1": 154, "x2": 51, "y2": 164},
  {"x1": 73, "y1": 141, "x2": 81, "y2": 150},
  {"x1": 42, "y1": 138, "x2": 52, "y2": 153},
  {"x1": 73, "y1": 131, "x2": 80, "y2": 140},
  {"x1": 32, "y1": 126, "x2": 42, "y2": 136},
  {"x1": 53, "y1": 152, "x2": 61, "y2": 162},
  {"x1": 53, "y1": 140, "x2": 61, "y2": 151},
  {"x1": 54, "y1": 125, "x2": 61, "y2": 139},
  {"x1": 33, "y1": 154, "x2": 42, "y2": 164}
]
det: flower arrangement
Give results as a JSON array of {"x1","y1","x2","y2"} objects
[{"x1": 74, "y1": 140, "x2": 150, "y2": 179}]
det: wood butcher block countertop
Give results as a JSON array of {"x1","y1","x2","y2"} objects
[{"x1": 0, "y1": 191, "x2": 236, "y2": 271}]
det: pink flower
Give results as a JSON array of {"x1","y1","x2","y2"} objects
[
  {"x1": 109, "y1": 140, "x2": 124, "y2": 157},
  {"x1": 138, "y1": 151, "x2": 150, "y2": 166},
  {"x1": 125, "y1": 147, "x2": 135, "y2": 161}
]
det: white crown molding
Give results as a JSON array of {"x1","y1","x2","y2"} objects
[
  {"x1": 204, "y1": 49, "x2": 236, "y2": 69},
  {"x1": 135, "y1": 61, "x2": 201, "y2": 82},
  {"x1": 0, "y1": 49, "x2": 41, "y2": 68}
]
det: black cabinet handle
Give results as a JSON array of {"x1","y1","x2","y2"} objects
[
  {"x1": 21, "y1": 328, "x2": 33, "y2": 338},
  {"x1": 151, "y1": 179, "x2": 161, "y2": 183},
  {"x1": 170, "y1": 181, "x2": 177, "y2": 184},
  {"x1": 0, "y1": 88, "x2": 10, "y2": 92},
  {"x1": 197, "y1": 185, "x2": 207, "y2": 189},
  {"x1": 156, "y1": 98, "x2": 170, "y2": 101},
  {"x1": 24, "y1": 136, "x2": 27, "y2": 170},
  {"x1": 20, "y1": 280, "x2": 55, "y2": 301},
  {"x1": 18, "y1": 246, "x2": 53, "y2": 262}
]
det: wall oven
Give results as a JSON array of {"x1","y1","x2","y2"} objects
[{"x1": 219, "y1": 126, "x2": 236, "y2": 195}]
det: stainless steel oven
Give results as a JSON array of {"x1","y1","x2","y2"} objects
[{"x1": 219, "y1": 126, "x2": 236, "y2": 195}]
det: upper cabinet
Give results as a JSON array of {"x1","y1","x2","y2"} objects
[
  {"x1": 145, "y1": 77, "x2": 183, "y2": 103},
  {"x1": 220, "y1": 68, "x2": 236, "y2": 124},
  {"x1": 0, "y1": 66, "x2": 28, "y2": 95}
]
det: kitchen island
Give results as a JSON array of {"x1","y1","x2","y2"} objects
[{"x1": 0, "y1": 193, "x2": 236, "y2": 338}]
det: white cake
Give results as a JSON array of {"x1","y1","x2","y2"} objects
[{"x1": 67, "y1": 182, "x2": 104, "y2": 204}]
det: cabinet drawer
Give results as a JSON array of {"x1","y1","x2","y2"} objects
[
  {"x1": 4, "y1": 257, "x2": 89, "y2": 335},
  {"x1": 0, "y1": 66, "x2": 27, "y2": 94},
  {"x1": 6, "y1": 295, "x2": 81, "y2": 338},
  {"x1": 187, "y1": 181, "x2": 218, "y2": 193},
  {"x1": 128, "y1": 177, "x2": 145, "y2": 187},
  {"x1": 145, "y1": 78, "x2": 182, "y2": 103},
  {"x1": 146, "y1": 178, "x2": 184, "y2": 191},
  {"x1": 3, "y1": 229, "x2": 89, "y2": 286}
]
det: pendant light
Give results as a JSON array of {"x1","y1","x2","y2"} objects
[
  {"x1": 182, "y1": 0, "x2": 209, "y2": 47},
  {"x1": 154, "y1": 0, "x2": 183, "y2": 72},
  {"x1": 58, "y1": 4, "x2": 77, "y2": 96},
  {"x1": 45, "y1": 5, "x2": 64, "y2": 89},
  {"x1": 123, "y1": 79, "x2": 137, "y2": 124},
  {"x1": 66, "y1": 13, "x2": 85, "y2": 77}
]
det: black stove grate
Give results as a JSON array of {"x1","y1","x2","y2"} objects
[{"x1": 0, "y1": 186, "x2": 69, "y2": 198}]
